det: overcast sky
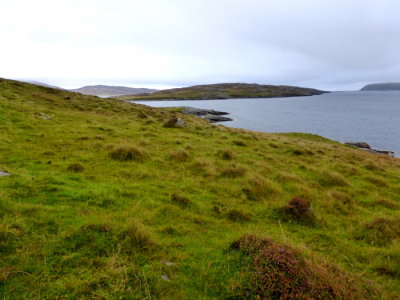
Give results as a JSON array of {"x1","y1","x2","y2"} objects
[{"x1": 0, "y1": 0, "x2": 399, "y2": 90}]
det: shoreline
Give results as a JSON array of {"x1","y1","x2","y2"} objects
[{"x1": 129, "y1": 97, "x2": 397, "y2": 158}]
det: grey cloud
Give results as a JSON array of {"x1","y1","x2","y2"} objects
[{"x1": 1, "y1": 0, "x2": 399, "y2": 90}]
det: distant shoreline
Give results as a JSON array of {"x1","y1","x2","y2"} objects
[{"x1": 128, "y1": 93, "x2": 330, "y2": 102}]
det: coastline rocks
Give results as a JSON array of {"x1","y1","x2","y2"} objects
[
  {"x1": 345, "y1": 142, "x2": 395, "y2": 157},
  {"x1": 181, "y1": 107, "x2": 233, "y2": 123},
  {"x1": 345, "y1": 142, "x2": 371, "y2": 149}
]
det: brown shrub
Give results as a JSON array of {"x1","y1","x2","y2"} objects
[
  {"x1": 67, "y1": 163, "x2": 85, "y2": 172},
  {"x1": 232, "y1": 140, "x2": 246, "y2": 146},
  {"x1": 218, "y1": 149, "x2": 235, "y2": 160},
  {"x1": 171, "y1": 193, "x2": 191, "y2": 207},
  {"x1": 282, "y1": 197, "x2": 316, "y2": 225},
  {"x1": 109, "y1": 145, "x2": 146, "y2": 162},
  {"x1": 230, "y1": 234, "x2": 376, "y2": 299},
  {"x1": 226, "y1": 209, "x2": 252, "y2": 222},
  {"x1": 376, "y1": 198, "x2": 398, "y2": 210}
]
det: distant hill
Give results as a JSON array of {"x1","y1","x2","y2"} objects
[
  {"x1": 118, "y1": 83, "x2": 326, "y2": 100},
  {"x1": 24, "y1": 81, "x2": 63, "y2": 90},
  {"x1": 70, "y1": 85, "x2": 159, "y2": 97},
  {"x1": 361, "y1": 82, "x2": 400, "y2": 91}
]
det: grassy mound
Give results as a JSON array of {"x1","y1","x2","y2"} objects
[
  {"x1": 1, "y1": 78, "x2": 400, "y2": 298},
  {"x1": 230, "y1": 234, "x2": 376, "y2": 299}
]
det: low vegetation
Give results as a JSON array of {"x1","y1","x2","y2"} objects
[{"x1": 1, "y1": 78, "x2": 400, "y2": 298}]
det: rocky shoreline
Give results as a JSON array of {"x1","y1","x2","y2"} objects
[
  {"x1": 181, "y1": 107, "x2": 233, "y2": 123},
  {"x1": 345, "y1": 142, "x2": 395, "y2": 157}
]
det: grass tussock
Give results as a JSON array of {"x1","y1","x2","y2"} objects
[
  {"x1": 109, "y1": 145, "x2": 147, "y2": 162},
  {"x1": 169, "y1": 149, "x2": 189, "y2": 162},
  {"x1": 281, "y1": 197, "x2": 316, "y2": 225},
  {"x1": 218, "y1": 149, "x2": 235, "y2": 160},
  {"x1": 232, "y1": 140, "x2": 246, "y2": 146},
  {"x1": 226, "y1": 208, "x2": 252, "y2": 222},
  {"x1": 220, "y1": 165, "x2": 247, "y2": 178},
  {"x1": 171, "y1": 193, "x2": 191, "y2": 207},
  {"x1": 242, "y1": 175, "x2": 282, "y2": 201},
  {"x1": 375, "y1": 198, "x2": 398, "y2": 209},
  {"x1": 123, "y1": 220, "x2": 155, "y2": 251},
  {"x1": 66, "y1": 163, "x2": 85, "y2": 172},
  {"x1": 356, "y1": 217, "x2": 400, "y2": 246},
  {"x1": 319, "y1": 171, "x2": 349, "y2": 187},
  {"x1": 230, "y1": 234, "x2": 376, "y2": 299}
]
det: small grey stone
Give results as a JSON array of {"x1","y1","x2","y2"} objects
[
  {"x1": 160, "y1": 275, "x2": 171, "y2": 281},
  {"x1": 0, "y1": 170, "x2": 10, "y2": 176},
  {"x1": 176, "y1": 118, "x2": 185, "y2": 127}
]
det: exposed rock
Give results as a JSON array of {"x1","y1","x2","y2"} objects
[
  {"x1": 163, "y1": 117, "x2": 186, "y2": 128},
  {"x1": 0, "y1": 170, "x2": 10, "y2": 176},
  {"x1": 33, "y1": 112, "x2": 52, "y2": 120},
  {"x1": 181, "y1": 107, "x2": 233, "y2": 123},
  {"x1": 366, "y1": 149, "x2": 395, "y2": 157},
  {"x1": 161, "y1": 261, "x2": 176, "y2": 267},
  {"x1": 160, "y1": 275, "x2": 171, "y2": 281},
  {"x1": 203, "y1": 115, "x2": 233, "y2": 122},
  {"x1": 345, "y1": 142, "x2": 371, "y2": 149},
  {"x1": 181, "y1": 107, "x2": 229, "y2": 116},
  {"x1": 345, "y1": 142, "x2": 395, "y2": 157}
]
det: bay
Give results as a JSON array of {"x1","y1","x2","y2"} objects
[{"x1": 132, "y1": 91, "x2": 400, "y2": 156}]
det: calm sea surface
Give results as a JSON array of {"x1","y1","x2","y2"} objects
[{"x1": 132, "y1": 91, "x2": 400, "y2": 156}]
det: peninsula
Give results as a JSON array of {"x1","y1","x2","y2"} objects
[
  {"x1": 118, "y1": 83, "x2": 326, "y2": 100},
  {"x1": 361, "y1": 82, "x2": 400, "y2": 91}
]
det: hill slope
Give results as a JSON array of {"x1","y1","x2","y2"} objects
[
  {"x1": 119, "y1": 83, "x2": 326, "y2": 100},
  {"x1": 1, "y1": 78, "x2": 400, "y2": 299},
  {"x1": 361, "y1": 82, "x2": 400, "y2": 91},
  {"x1": 70, "y1": 85, "x2": 158, "y2": 97}
]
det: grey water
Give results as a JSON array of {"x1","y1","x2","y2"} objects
[{"x1": 132, "y1": 91, "x2": 400, "y2": 156}]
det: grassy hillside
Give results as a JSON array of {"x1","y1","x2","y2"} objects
[
  {"x1": 118, "y1": 83, "x2": 325, "y2": 100},
  {"x1": 1, "y1": 78, "x2": 400, "y2": 299}
]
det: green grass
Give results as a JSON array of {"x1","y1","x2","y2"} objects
[{"x1": 1, "y1": 78, "x2": 400, "y2": 298}]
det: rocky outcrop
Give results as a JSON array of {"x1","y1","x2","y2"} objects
[
  {"x1": 345, "y1": 142, "x2": 395, "y2": 157},
  {"x1": 181, "y1": 107, "x2": 233, "y2": 123}
]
